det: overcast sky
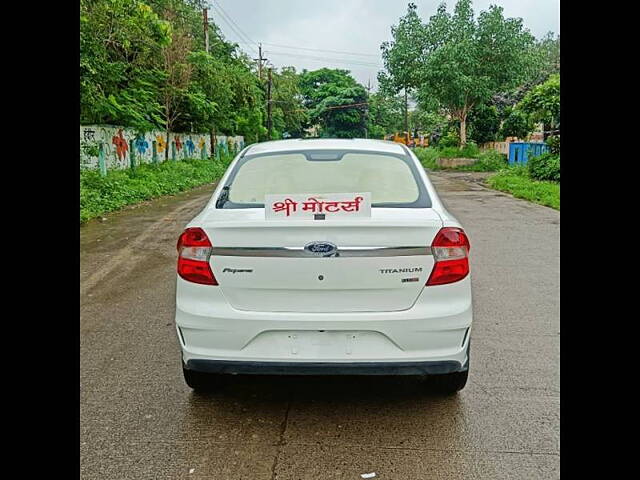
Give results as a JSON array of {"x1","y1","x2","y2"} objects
[{"x1": 211, "y1": 0, "x2": 559, "y2": 90}]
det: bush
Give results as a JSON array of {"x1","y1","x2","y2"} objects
[
  {"x1": 468, "y1": 104, "x2": 500, "y2": 144},
  {"x1": 413, "y1": 147, "x2": 440, "y2": 170},
  {"x1": 438, "y1": 131, "x2": 460, "y2": 148},
  {"x1": 458, "y1": 150, "x2": 507, "y2": 171},
  {"x1": 528, "y1": 152, "x2": 560, "y2": 182},
  {"x1": 80, "y1": 156, "x2": 233, "y2": 223},
  {"x1": 499, "y1": 107, "x2": 531, "y2": 140},
  {"x1": 546, "y1": 135, "x2": 560, "y2": 155},
  {"x1": 438, "y1": 142, "x2": 480, "y2": 159}
]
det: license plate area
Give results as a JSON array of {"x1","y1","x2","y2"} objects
[
  {"x1": 243, "y1": 330, "x2": 398, "y2": 359},
  {"x1": 286, "y1": 331, "x2": 359, "y2": 356}
]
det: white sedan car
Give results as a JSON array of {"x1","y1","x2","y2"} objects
[{"x1": 175, "y1": 139, "x2": 472, "y2": 393}]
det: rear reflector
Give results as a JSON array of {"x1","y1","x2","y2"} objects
[
  {"x1": 426, "y1": 227, "x2": 470, "y2": 286},
  {"x1": 177, "y1": 227, "x2": 218, "y2": 285}
]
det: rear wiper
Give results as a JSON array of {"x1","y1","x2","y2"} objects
[{"x1": 216, "y1": 186, "x2": 230, "y2": 208}]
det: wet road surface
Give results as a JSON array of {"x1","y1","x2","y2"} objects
[{"x1": 80, "y1": 172, "x2": 559, "y2": 479}]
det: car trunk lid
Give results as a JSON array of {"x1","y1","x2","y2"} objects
[{"x1": 198, "y1": 207, "x2": 442, "y2": 313}]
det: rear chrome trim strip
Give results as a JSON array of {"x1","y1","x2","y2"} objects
[{"x1": 210, "y1": 246, "x2": 432, "y2": 257}]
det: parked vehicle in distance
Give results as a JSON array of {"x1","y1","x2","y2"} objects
[
  {"x1": 175, "y1": 138, "x2": 472, "y2": 393},
  {"x1": 383, "y1": 132, "x2": 429, "y2": 148}
]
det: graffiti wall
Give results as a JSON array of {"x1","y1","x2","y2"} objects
[{"x1": 80, "y1": 125, "x2": 245, "y2": 170}]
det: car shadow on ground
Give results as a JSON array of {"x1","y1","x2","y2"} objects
[{"x1": 186, "y1": 374, "x2": 464, "y2": 407}]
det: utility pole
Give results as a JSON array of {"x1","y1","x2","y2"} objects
[
  {"x1": 365, "y1": 79, "x2": 371, "y2": 139},
  {"x1": 253, "y1": 43, "x2": 267, "y2": 81},
  {"x1": 203, "y1": 7, "x2": 209, "y2": 53},
  {"x1": 404, "y1": 87, "x2": 409, "y2": 143},
  {"x1": 267, "y1": 67, "x2": 273, "y2": 139}
]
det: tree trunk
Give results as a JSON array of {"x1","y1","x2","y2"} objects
[
  {"x1": 165, "y1": 127, "x2": 170, "y2": 161},
  {"x1": 214, "y1": 125, "x2": 216, "y2": 159},
  {"x1": 404, "y1": 88, "x2": 408, "y2": 140},
  {"x1": 460, "y1": 113, "x2": 467, "y2": 147}
]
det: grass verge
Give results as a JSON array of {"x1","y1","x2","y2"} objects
[
  {"x1": 487, "y1": 169, "x2": 560, "y2": 210},
  {"x1": 414, "y1": 147, "x2": 506, "y2": 172},
  {"x1": 80, "y1": 156, "x2": 232, "y2": 223}
]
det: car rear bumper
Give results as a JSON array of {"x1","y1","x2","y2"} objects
[
  {"x1": 175, "y1": 275, "x2": 472, "y2": 370},
  {"x1": 184, "y1": 358, "x2": 467, "y2": 376}
]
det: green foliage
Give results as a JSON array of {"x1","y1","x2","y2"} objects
[
  {"x1": 80, "y1": 156, "x2": 233, "y2": 223},
  {"x1": 416, "y1": 0, "x2": 536, "y2": 146},
  {"x1": 456, "y1": 150, "x2": 507, "y2": 171},
  {"x1": 299, "y1": 68, "x2": 368, "y2": 138},
  {"x1": 527, "y1": 152, "x2": 560, "y2": 182},
  {"x1": 379, "y1": 2, "x2": 427, "y2": 130},
  {"x1": 546, "y1": 135, "x2": 560, "y2": 155},
  {"x1": 80, "y1": 0, "x2": 270, "y2": 141},
  {"x1": 379, "y1": 3, "x2": 426, "y2": 95},
  {"x1": 498, "y1": 106, "x2": 531, "y2": 139},
  {"x1": 491, "y1": 32, "x2": 559, "y2": 114},
  {"x1": 525, "y1": 32, "x2": 560, "y2": 88},
  {"x1": 271, "y1": 66, "x2": 308, "y2": 139},
  {"x1": 468, "y1": 104, "x2": 500, "y2": 144},
  {"x1": 519, "y1": 73, "x2": 560, "y2": 128},
  {"x1": 415, "y1": 146, "x2": 505, "y2": 172},
  {"x1": 438, "y1": 142, "x2": 480, "y2": 159},
  {"x1": 414, "y1": 147, "x2": 441, "y2": 170},
  {"x1": 80, "y1": 0, "x2": 171, "y2": 131},
  {"x1": 487, "y1": 169, "x2": 559, "y2": 209},
  {"x1": 409, "y1": 108, "x2": 448, "y2": 137},
  {"x1": 367, "y1": 92, "x2": 404, "y2": 138},
  {"x1": 438, "y1": 131, "x2": 461, "y2": 148}
]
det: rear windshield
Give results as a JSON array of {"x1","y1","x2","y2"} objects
[{"x1": 218, "y1": 149, "x2": 430, "y2": 208}]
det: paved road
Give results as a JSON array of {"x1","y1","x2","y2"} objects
[{"x1": 80, "y1": 171, "x2": 559, "y2": 479}]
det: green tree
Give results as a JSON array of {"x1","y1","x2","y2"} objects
[
  {"x1": 271, "y1": 67, "x2": 308, "y2": 139},
  {"x1": 160, "y1": 9, "x2": 193, "y2": 158},
  {"x1": 299, "y1": 68, "x2": 368, "y2": 138},
  {"x1": 367, "y1": 92, "x2": 404, "y2": 138},
  {"x1": 498, "y1": 106, "x2": 531, "y2": 139},
  {"x1": 491, "y1": 32, "x2": 559, "y2": 114},
  {"x1": 419, "y1": 0, "x2": 536, "y2": 146},
  {"x1": 519, "y1": 73, "x2": 560, "y2": 138},
  {"x1": 468, "y1": 103, "x2": 500, "y2": 144},
  {"x1": 379, "y1": 3, "x2": 426, "y2": 135},
  {"x1": 81, "y1": 0, "x2": 267, "y2": 146},
  {"x1": 80, "y1": 0, "x2": 171, "y2": 131},
  {"x1": 528, "y1": 32, "x2": 560, "y2": 87}
]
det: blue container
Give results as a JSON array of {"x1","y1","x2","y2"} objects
[{"x1": 508, "y1": 142, "x2": 549, "y2": 165}]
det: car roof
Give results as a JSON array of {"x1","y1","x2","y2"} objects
[{"x1": 245, "y1": 138, "x2": 407, "y2": 155}]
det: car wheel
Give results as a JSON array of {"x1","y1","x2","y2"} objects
[
  {"x1": 182, "y1": 367, "x2": 226, "y2": 392},
  {"x1": 428, "y1": 370, "x2": 468, "y2": 394}
]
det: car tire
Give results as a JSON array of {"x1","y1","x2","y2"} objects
[
  {"x1": 428, "y1": 370, "x2": 468, "y2": 394},
  {"x1": 182, "y1": 367, "x2": 226, "y2": 392},
  {"x1": 427, "y1": 339, "x2": 470, "y2": 394}
]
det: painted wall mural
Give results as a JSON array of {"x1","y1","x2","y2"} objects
[{"x1": 80, "y1": 125, "x2": 245, "y2": 170}]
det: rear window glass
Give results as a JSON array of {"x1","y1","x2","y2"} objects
[{"x1": 222, "y1": 150, "x2": 428, "y2": 208}]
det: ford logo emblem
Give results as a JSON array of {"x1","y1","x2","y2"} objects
[{"x1": 304, "y1": 241, "x2": 338, "y2": 257}]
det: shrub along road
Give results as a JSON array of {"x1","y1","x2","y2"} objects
[{"x1": 80, "y1": 171, "x2": 559, "y2": 479}]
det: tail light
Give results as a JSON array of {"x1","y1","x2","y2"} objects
[
  {"x1": 177, "y1": 227, "x2": 218, "y2": 285},
  {"x1": 426, "y1": 227, "x2": 470, "y2": 286}
]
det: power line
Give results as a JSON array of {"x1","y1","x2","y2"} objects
[
  {"x1": 210, "y1": 4, "x2": 258, "y2": 56},
  {"x1": 261, "y1": 42, "x2": 379, "y2": 58},
  {"x1": 265, "y1": 50, "x2": 382, "y2": 68},
  {"x1": 212, "y1": 2, "x2": 258, "y2": 49}
]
